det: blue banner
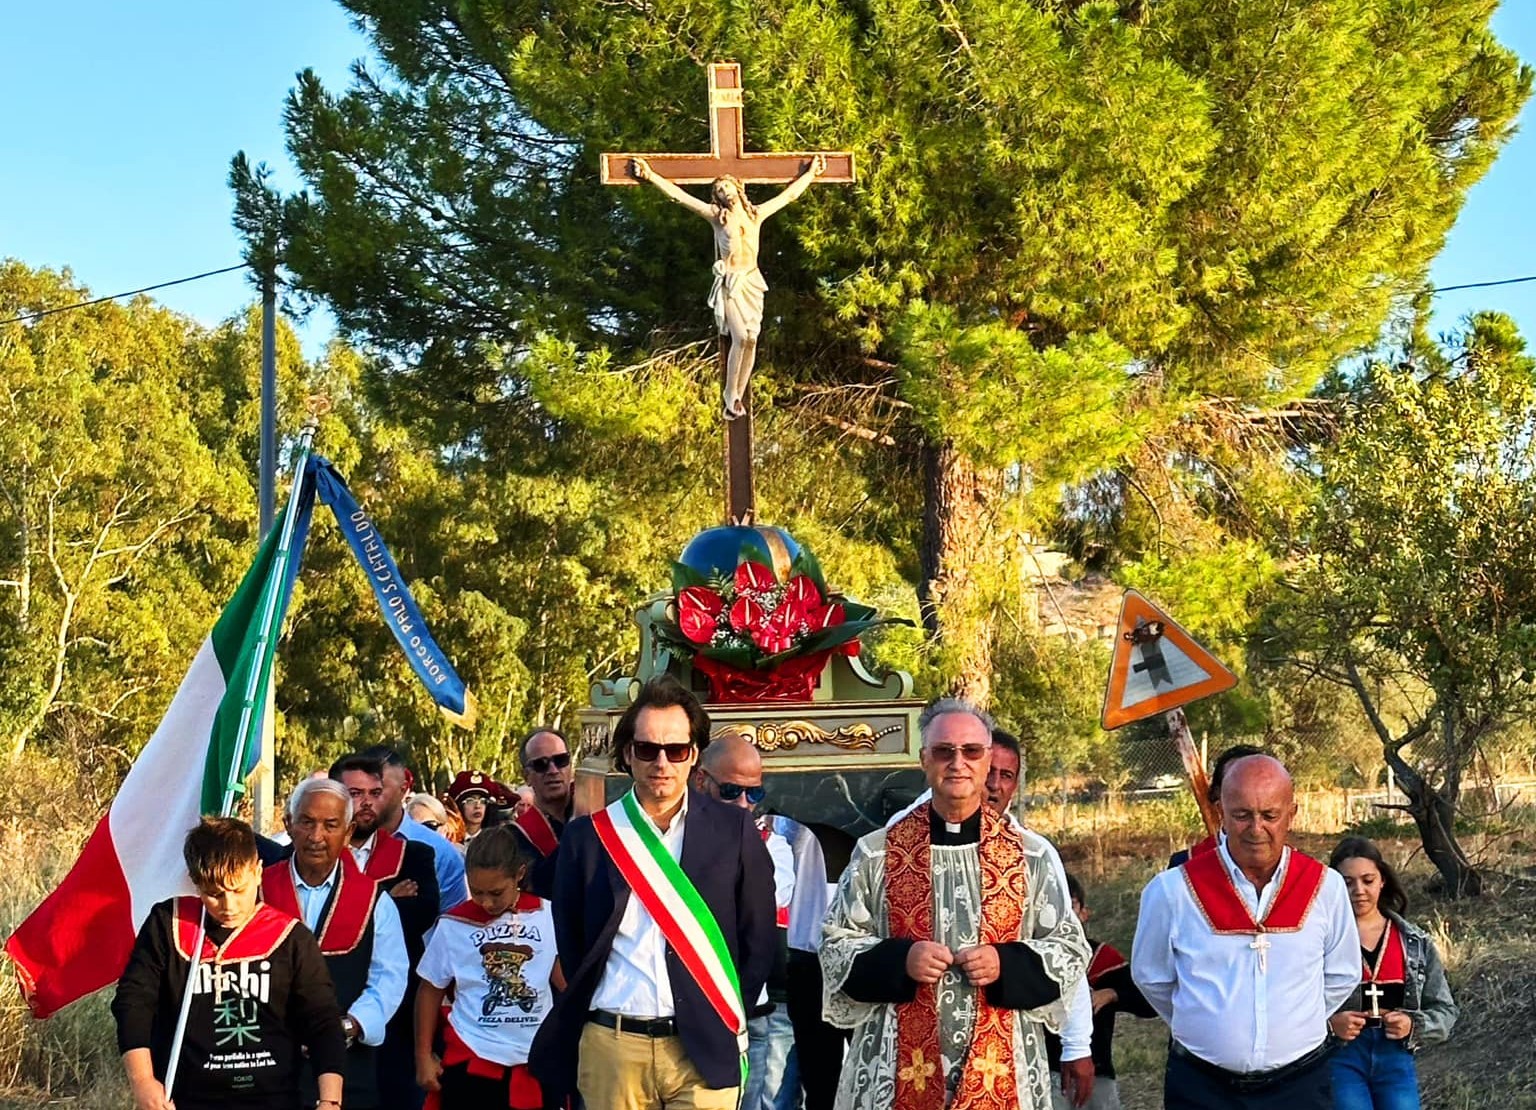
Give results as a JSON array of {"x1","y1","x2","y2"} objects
[{"x1": 312, "y1": 459, "x2": 477, "y2": 728}]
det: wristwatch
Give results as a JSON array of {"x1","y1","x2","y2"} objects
[{"x1": 341, "y1": 1015, "x2": 360, "y2": 1042}]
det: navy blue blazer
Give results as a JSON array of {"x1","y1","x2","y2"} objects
[{"x1": 529, "y1": 787, "x2": 776, "y2": 1094}]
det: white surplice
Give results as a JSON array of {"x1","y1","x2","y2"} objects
[{"x1": 820, "y1": 815, "x2": 1088, "y2": 1109}]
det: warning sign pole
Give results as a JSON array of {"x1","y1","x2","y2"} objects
[
  {"x1": 1101, "y1": 590, "x2": 1236, "y2": 837},
  {"x1": 1167, "y1": 706, "x2": 1220, "y2": 836}
]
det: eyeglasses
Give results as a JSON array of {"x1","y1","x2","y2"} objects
[
  {"x1": 526, "y1": 752, "x2": 572, "y2": 775},
  {"x1": 928, "y1": 743, "x2": 990, "y2": 764},
  {"x1": 703, "y1": 771, "x2": 766, "y2": 805},
  {"x1": 420, "y1": 820, "x2": 442, "y2": 832},
  {"x1": 629, "y1": 740, "x2": 695, "y2": 764}
]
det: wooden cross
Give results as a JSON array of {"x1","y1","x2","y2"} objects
[{"x1": 602, "y1": 62, "x2": 855, "y2": 525}]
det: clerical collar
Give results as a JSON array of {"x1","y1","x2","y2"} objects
[{"x1": 928, "y1": 805, "x2": 982, "y2": 845}]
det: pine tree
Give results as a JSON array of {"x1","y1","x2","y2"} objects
[{"x1": 242, "y1": 0, "x2": 1530, "y2": 703}]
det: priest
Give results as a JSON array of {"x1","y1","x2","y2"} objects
[
  {"x1": 821, "y1": 699, "x2": 1090, "y2": 1110},
  {"x1": 1131, "y1": 754, "x2": 1357, "y2": 1108}
]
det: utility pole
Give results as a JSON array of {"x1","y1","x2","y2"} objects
[{"x1": 252, "y1": 262, "x2": 278, "y2": 831}]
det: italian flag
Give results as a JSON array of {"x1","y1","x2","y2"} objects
[{"x1": 5, "y1": 521, "x2": 302, "y2": 1018}]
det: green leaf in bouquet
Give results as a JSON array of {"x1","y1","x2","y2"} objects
[
  {"x1": 738, "y1": 538, "x2": 777, "y2": 574},
  {"x1": 796, "y1": 617, "x2": 910, "y2": 656},
  {"x1": 840, "y1": 599, "x2": 877, "y2": 623},
  {"x1": 671, "y1": 560, "x2": 709, "y2": 593},
  {"x1": 790, "y1": 548, "x2": 829, "y2": 593},
  {"x1": 702, "y1": 643, "x2": 758, "y2": 671}
]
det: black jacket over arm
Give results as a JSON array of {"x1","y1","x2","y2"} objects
[{"x1": 529, "y1": 788, "x2": 776, "y2": 1095}]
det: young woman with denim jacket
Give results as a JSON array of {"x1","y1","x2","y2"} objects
[{"x1": 1326, "y1": 837, "x2": 1457, "y2": 1110}]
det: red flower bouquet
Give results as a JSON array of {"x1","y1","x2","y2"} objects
[{"x1": 656, "y1": 543, "x2": 900, "y2": 703}]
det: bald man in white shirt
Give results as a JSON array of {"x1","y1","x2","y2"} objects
[{"x1": 1131, "y1": 755, "x2": 1357, "y2": 1109}]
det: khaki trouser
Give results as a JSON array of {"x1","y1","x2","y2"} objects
[{"x1": 578, "y1": 1021, "x2": 740, "y2": 1110}]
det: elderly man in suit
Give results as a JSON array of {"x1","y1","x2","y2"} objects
[{"x1": 529, "y1": 675, "x2": 777, "y2": 1110}]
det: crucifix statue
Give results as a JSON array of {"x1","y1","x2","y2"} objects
[{"x1": 602, "y1": 62, "x2": 855, "y2": 524}]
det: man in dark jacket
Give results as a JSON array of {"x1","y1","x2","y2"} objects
[
  {"x1": 263, "y1": 777, "x2": 408, "y2": 1109},
  {"x1": 530, "y1": 675, "x2": 777, "y2": 1110}
]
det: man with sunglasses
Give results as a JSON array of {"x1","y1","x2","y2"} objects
[
  {"x1": 530, "y1": 676, "x2": 776, "y2": 1110},
  {"x1": 693, "y1": 734, "x2": 797, "y2": 1110},
  {"x1": 821, "y1": 698, "x2": 1090, "y2": 1110},
  {"x1": 511, "y1": 727, "x2": 576, "y2": 899}
]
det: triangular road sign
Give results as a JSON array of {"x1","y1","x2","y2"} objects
[{"x1": 1100, "y1": 590, "x2": 1237, "y2": 730}]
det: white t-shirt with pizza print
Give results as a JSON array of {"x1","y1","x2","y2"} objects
[{"x1": 417, "y1": 895, "x2": 557, "y2": 1066}]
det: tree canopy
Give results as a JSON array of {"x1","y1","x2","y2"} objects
[
  {"x1": 1267, "y1": 312, "x2": 1536, "y2": 895},
  {"x1": 240, "y1": 0, "x2": 1529, "y2": 707}
]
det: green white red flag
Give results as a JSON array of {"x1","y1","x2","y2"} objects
[{"x1": 5, "y1": 512, "x2": 305, "y2": 1018}]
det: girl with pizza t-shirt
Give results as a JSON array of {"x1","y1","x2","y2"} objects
[{"x1": 415, "y1": 825, "x2": 565, "y2": 1110}]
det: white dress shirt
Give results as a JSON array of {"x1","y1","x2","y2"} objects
[
  {"x1": 772, "y1": 815, "x2": 830, "y2": 954},
  {"x1": 1131, "y1": 842, "x2": 1358, "y2": 1073},
  {"x1": 351, "y1": 831, "x2": 378, "y2": 872},
  {"x1": 398, "y1": 813, "x2": 470, "y2": 907},
  {"x1": 291, "y1": 859, "x2": 408, "y2": 1045},
  {"x1": 590, "y1": 793, "x2": 689, "y2": 1017}
]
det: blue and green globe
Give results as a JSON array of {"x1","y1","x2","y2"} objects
[{"x1": 678, "y1": 525, "x2": 801, "y2": 583}]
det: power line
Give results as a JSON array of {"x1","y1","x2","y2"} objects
[
  {"x1": 0, "y1": 263, "x2": 248, "y2": 327},
  {"x1": 0, "y1": 261, "x2": 1531, "y2": 330},
  {"x1": 1430, "y1": 274, "x2": 1536, "y2": 295}
]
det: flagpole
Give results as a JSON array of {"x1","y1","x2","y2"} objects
[
  {"x1": 164, "y1": 413, "x2": 320, "y2": 1101},
  {"x1": 221, "y1": 412, "x2": 320, "y2": 815}
]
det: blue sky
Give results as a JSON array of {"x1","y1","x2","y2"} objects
[{"x1": 2, "y1": 2, "x2": 1532, "y2": 350}]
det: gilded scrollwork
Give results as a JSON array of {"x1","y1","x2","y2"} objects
[{"x1": 713, "y1": 719, "x2": 901, "y2": 752}]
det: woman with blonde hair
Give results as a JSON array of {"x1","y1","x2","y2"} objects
[{"x1": 407, "y1": 792, "x2": 465, "y2": 847}]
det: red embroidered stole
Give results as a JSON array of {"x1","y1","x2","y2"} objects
[
  {"x1": 886, "y1": 804, "x2": 1029, "y2": 1110},
  {"x1": 1181, "y1": 848, "x2": 1326, "y2": 934},
  {"x1": 172, "y1": 898, "x2": 297, "y2": 963},
  {"x1": 512, "y1": 808, "x2": 560, "y2": 858},
  {"x1": 1086, "y1": 942, "x2": 1127, "y2": 986},
  {"x1": 260, "y1": 853, "x2": 379, "y2": 955},
  {"x1": 438, "y1": 894, "x2": 542, "y2": 926},
  {"x1": 360, "y1": 831, "x2": 406, "y2": 883},
  {"x1": 1364, "y1": 921, "x2": 1406, "y2": 984}
]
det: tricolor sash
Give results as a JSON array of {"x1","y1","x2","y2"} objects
[
  {"x1": 260, "y1": 854, "x2": 379, "y2": 955},
  {"x1": 590, "y1": 793, "x2": 746, "y2": 1048},
  {"x1": 172, "y1": 898, "x2": 297, "y2": 963},
  {"x1": 513, "y1": 807, "x2": 560, "y2": 858},
  {"x1": 1181, "y1": 847, "x2": 1326, "y2": 934},
  {"x1": 886, "y1": 803, "x2": 1030, "y2": 1110}
]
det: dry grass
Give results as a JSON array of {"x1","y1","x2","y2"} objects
[{"x1": 0, "y1": 755, "x2": 127, "y2": 1110}]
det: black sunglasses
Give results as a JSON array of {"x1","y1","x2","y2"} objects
[
  {"x1": 629, "y1": 740, "x2": 695, "y2": 764},
  {"x1": 526, "y1": 752, "x2": 572, "y2": 774},
  {"x1": 420, "y1": 820, "x2": 443, "y2": 832},
  {"x1": 706, "y1": 773, "x2": 766, "y2": 805}
]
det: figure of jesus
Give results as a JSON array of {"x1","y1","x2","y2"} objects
[{"x1": 631, "y1": 153, "x2": 826, "y2": 419}]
